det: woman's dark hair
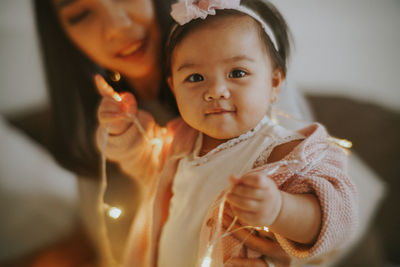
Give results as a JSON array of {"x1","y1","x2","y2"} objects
[
  {"x1": 34, "y1": 0, "x2": 176, "y2": 177},
  {"x1": 166, "y1": 0, "x2": 291, "y2": 76}
]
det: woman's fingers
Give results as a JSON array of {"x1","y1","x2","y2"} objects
[
  {"x1": 222, "y1": 214, "x2": 285, "y2": 257},
  {"x1": 222, "y1": 213, "x2": 290, "y2": 266},
  {"x1": 224, "y1": 257, "x2": 268, "y2": 267}
]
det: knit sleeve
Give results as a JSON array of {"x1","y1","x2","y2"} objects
[{"x1": 273, "y1": 143, "x2": 358, "y2": 260}]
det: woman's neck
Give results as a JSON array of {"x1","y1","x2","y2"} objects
[{"x1": 126, "y1": 67, "x2": 161, "y2": 101}]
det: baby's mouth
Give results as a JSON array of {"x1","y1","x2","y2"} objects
[{"x1": 205, "y1": 108, "x2": 235, "y2": 115}]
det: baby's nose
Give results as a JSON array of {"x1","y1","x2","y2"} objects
[{"x1": 204, "y1": 82, "x2": 231, "y2": 101}]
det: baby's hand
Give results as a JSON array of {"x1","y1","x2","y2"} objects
[
  {"x1": 95, "y1": 74, "x2": 137, "y2": 135},
  {"x1": 227, "y1": 172, "x2": 282, "y2": 228}
]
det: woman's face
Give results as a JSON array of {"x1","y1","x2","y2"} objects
[{"x1": 52, "y1": 0, "x2": 161, "y2": 79}]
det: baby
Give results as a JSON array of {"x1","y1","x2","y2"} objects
[{"x1": 96, "y1": 0, "x2": 358, "y2": 266}]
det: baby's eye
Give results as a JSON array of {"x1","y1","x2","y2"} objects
[
  {"x1": 186, "y1": 74, "x2": 204, "y2": 82},
  {"x1": 229, "y1": 69, "x2": 247, "y2": 78}
]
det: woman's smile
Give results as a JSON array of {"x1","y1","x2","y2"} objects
[
  {"x1": 115, "y1": 35, "x2": 149, "y2": 61},
  {"x1": 117, "y1": 40, "x2": 145, "y2": 57}
]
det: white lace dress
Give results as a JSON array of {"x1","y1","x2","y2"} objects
[{"x1": 157, "y1": 116, "x2": 304, "y2": 267}]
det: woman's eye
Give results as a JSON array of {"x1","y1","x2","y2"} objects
[
  {"x1": 186, "y1": 74, "x2": 204, "y2": 82},
  {"x1": 67, "y1": 9, "x2": 91, "y2": 25},
  {"x1": 229, "y1": 69, "x2": 247, "y2": 78}
]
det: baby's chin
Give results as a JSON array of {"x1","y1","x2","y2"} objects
[{"x1": 203, "y1": 128, "x2": 249, "y2": 141}]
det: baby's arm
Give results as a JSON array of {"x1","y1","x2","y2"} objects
[
  {"x1": 228, "y1": 139, "x2": 320, "y2": 244},
  {"x1": 227, "y1": 171, "x2": 321, "y2": 245},
  {"x1": 228, "y1": 130, "x2": 358, "y2": 260},
  {"x1": 95, "y1": 75, "x2": 171, "y2": 183}
]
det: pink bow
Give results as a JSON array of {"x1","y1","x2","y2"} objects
[{"x1": 171, "y1": 0, "x2": 241, "y2": 25}]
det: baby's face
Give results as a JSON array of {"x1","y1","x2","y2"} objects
[{"x1": 169, "y1": 15, "x2": 281, "y2": 141}]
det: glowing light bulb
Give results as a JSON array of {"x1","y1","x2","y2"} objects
[
  {"x1": 201, "y1": 256, "x2": 212, "y2": 267},
  {"x1": 337, "y1": 139, "x2": 353, "y2": 148},
  {"x1": 201, "y1": 245, "x2": 214, "y2": 267},
  {"x1": 151, "y1": 138, "x2": 163, "y2": 146},
  {"x1": 329, "y1": 137, "x2": 353, "y2": 149},
  {"x1": 110, "y1": 71, "x2": 121, "y2": 82},
  {"x1": 108, "y1": 207, "x2": 122, "y2": 219}
]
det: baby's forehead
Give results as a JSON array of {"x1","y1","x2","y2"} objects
[
  {"x1": 174, "y1": 15, "x2": 268, "y2": 54},
  {"x1": 171, "y1": 19, "x2": 270, "y2": 67}
]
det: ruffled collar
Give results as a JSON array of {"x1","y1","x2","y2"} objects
[{"x1": 190, "y1": 116, "x2": 274, "y2": 165}]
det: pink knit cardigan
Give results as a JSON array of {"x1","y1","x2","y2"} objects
[{"x1": 97, "y1": 113, "x2": 358, "y2": 267}]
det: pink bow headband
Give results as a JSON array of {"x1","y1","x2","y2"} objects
[{"x1": 170, "y1": 0, "x2": 279, "y2": 51}]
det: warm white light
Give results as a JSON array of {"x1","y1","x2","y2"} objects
[
  {"x1": 337, "y1": 139, "x2": 353, "y2": 148},
  {"x1": 329, "y1": 137, "x2": 353, "y2": 149},
  {"x1": 263, "y1": 226, "x2": 269, "y2": 232},
  {"x1": 151, "y1": 138, "x2": 163, "y2": 146},
  {"x1": 201, "y1": 256, "x2": 212, "y2": 267},
  {"x1": 110, "y1": 71, "x2": 121, "y2": 82},
  {"x1": 201, "y1": 245, "x2": 215, "y2": 267},
  {"x1": 108, "y1": 207, "x2": 122, "y2": 219}
]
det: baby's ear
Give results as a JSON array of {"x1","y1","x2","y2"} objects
[
  {"x1": 167, "y1": 76, "x2": 175, "y2": 94},
  {"x1": 271, "y1": 68, "x2": 284, "y2": 100}
]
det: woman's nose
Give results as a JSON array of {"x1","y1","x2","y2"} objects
[
  {"x1": 102, "y1": 5, "x2": 133, "y2": 40},
  {"x1": 204, "y1": 81, "x2": 231, "y2": 101}
]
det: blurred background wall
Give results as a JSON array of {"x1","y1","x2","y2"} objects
[
  {"x1": 270, "y1": 0, "x2": 400, "y2": 111},
  {"x1": 0, "y1": 0, "x2": 47, "y2": 115},
  {"x1": 1, "y1": 0, "x2": 399, "y2": 114},
  {"x1": 0, "y1": 0, "x2": 78, "y2": 262}
]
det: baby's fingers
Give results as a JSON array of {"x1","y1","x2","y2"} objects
[
  {"x1": 95, "y1": 74, "x2": 137, "y2": 115},
  {"x1": 230, "y1": 183, "x2": 265, "y2": 200},
  {"x1": 97, "y1": 97, "x2": 133, "y2": 135},
  {"x1": 94, "y1": 74, "x2": 122, "y2": 101},
  {"x1": 119, "y1": 91, "x2": 137, "y2": 114},
  {"x1": 98, "y1": 109, "x2": 130, "y2": 125},
  {"x1": 227, "y1": 193, "x2": 260, "y2": 213}
]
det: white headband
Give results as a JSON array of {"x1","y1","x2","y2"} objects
[{"x1": 170, "y1": 0, "x2": 279, "y2": 51}]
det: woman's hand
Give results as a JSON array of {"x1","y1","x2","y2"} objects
[
  {"x1": 222, "y1": 213, "x2": 291, "y2": 267},
  {"x1": 227, "y1": 172, "x2": 282, "y2": 228},
  {"x1": 95, "y1": 74, "x2": 137, "y2": 135}
]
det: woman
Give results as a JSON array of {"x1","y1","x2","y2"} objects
[
  {"x1": 33, "y1": 0, "x2": 385, "y2": 266},
  {"x1": 34, "y1": 0, "x2": 176, "y2": 177},
  {"x1": 34, "y1": 0, "x2": 290, "y2": 266}
]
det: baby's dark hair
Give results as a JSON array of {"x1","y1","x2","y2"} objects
[{"x1": 166, "y1": 0, "x2": 291, "y2": 77}]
